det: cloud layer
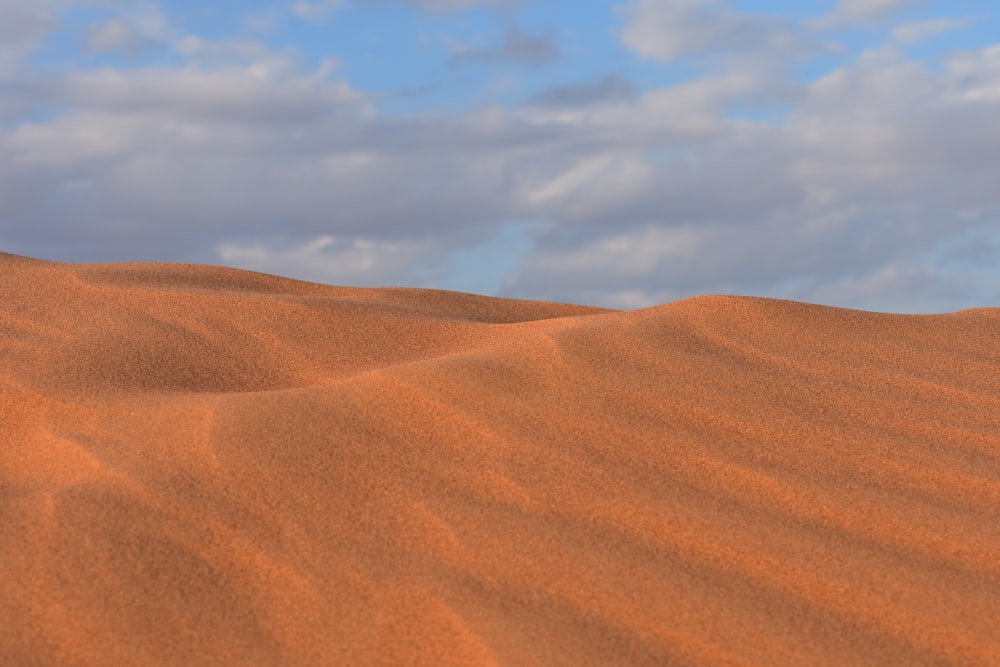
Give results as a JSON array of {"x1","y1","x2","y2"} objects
[{"x1": 1, "y1": 0, "x2": 998, "y2": 312}]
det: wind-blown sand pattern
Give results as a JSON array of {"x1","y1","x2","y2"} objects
[{"x1": 2, "y1": 251, "x2": 999, "y2": 666}]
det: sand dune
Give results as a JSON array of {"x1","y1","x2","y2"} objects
[{"x1": 2, "y1": 251, "x2": 999, "y2": 666}]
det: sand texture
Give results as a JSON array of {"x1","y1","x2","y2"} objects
[{"x1": 2, "y1": 251, "x2": 999, "y2": 666}]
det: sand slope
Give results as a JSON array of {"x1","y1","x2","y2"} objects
[{"x1": 2, "y1": 252, "x2": 999, "y2": 666}]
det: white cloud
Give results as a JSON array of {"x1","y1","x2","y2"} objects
[
  {"x1": 510, "y1": 226, "x2": 703, "y2": 284},
  {"x1": 891, "y1": 17, "x2": 970, "y2": 45},
  {"x1": 833, "y1": 0, "x2": 914, "y2": 21},
  {"x1": 526, "y1": 154, "x2": 656, "y2": 221},
  {"x1": 218, "y1": 235, "x2": 436, "y2": 285},
  {"x1": 799, "y1": 262, "x2": 977, "y2": 314},
  {"x1": 54, "y1": 62, "x2": 363, "y2": 124},
  {"x1": 947, "y1": 44, "x2": 1000, "y2": 103},
  {"x1": 619, "y1": 0, "x2": 815, "y2": 64}
]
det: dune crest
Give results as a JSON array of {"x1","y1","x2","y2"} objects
[{"x1": 2, "y1": 256, "x2": 999, "y2": 666}]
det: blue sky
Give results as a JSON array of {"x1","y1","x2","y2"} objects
[{"x1": 2, "y1": 0, "x2": 999, "y2": 312}]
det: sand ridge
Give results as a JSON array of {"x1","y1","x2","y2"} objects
[{"x1": 1, "y1": 252, "x2": 999, "y2": 665}]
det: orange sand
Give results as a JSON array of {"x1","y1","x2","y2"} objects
[{"x1": 1, "y1": 251, "x2": 999, "y2": 665}]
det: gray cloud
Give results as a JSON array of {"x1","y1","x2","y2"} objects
[
  {"x1": 217, "y1": 235, "x2": 437, "y2": 286},
  {"x1": 0, "y1": 45, "x2": 560, "y2": 270},
  {"x1": 2, "y1": 2, "x2": 1000, "y2": 313},
  {"x1": 531, "y1": 74, "x2": 638, "y2": 107},
  {"x1": 0, "y1": 7, "x2": 58, "y2": 46},
  {"x1": 498, "y1": 43, "x2": 1000, "y2": 311},
  {"x1": 54, "y1": 64, "x2": 361, "y2": 124},
  {"x1": 452, "y1": 25, "x2": 559, "y2": 66},
  {"x1": 362, "y1": 0, "x2": 527, "y2": 9},
  {"x1": 0, "y1": 3, "x2": 57, "y2": 44},
  {"x1": 0, "y1": 2, "x2": 58, "y2": 75}
]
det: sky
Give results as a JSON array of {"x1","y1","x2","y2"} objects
[{"x1": 1, "y1": 0, "x2": 999, "y2": 312}]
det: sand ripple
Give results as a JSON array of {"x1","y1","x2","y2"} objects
[{"x1": 2, "y1": 253, "x2": 999, "y2": 665}]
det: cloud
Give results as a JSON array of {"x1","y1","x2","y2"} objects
[
  {"x1": 891, "y1": 16, "x2": 971, "y2": 45},
  {"x1": 51, "y1": 61, "x2": 361, "y2": 125},
  {"x1": 0, "y1": 36, "x2": 545, "y2": 268},
  {"x1": 515, "y1": 225, "x2": 703, "y2": 282},
  {"x1": 362, "y1": 0, "x2": 526, "y2": 10},
  {"x1": 498, "y1": 42, "x2": 1000, "y2": 311},
  {"x1": 832, "y1": 0, "x2": 915, "y2": 22},
  {"x1": 217, "y1": 235, "x2": 436, "y2": 285},
  {"x1": 0, "y1": 2, "x2": 56, "y2": 44},
  {"x1": 0, "y1": 2, "x2": 58, "y2": 74},
  {"x1": 619, "y1": 0, "x2": 816, "y2": 64},
  {"x1": 452, "y1": 25, "x2": 559, "y2": 66},
  {"x1": 799, "y1": 262, "x2": 977, "y2": 314},
  {"x1": 947, "y1": 44, "x2": 1000, "y2": 102},
  {"x1": 809, "y1": 0, "x2": 926, "y2": 29},
  {"x1": 290, "y1": 0, "x2": 345, "y2": 22},
  {"x1": 531, "y1": 74, "x2": 638, "y2": 107},
  {"x1": 85, "y1": 18, "x2": 166, "y2": 56},
  {"x1": 4, "y1": 1, "x2": 1000, "y2": 313},
  {"x1": 85, "y1": 19, "x2": 136, "y2": 52}
]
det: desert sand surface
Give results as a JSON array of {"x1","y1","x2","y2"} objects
[{"x1": 1, "y1": 251, "x2": 999, "y2": 666}]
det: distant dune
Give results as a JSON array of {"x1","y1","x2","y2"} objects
[{"x1": 2, "y1": 251, "x2": 998, "y2": 666}]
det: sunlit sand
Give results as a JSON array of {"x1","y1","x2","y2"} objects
[{"x1": 2, "y1": 252, "x2": 998, "y2": 665}]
